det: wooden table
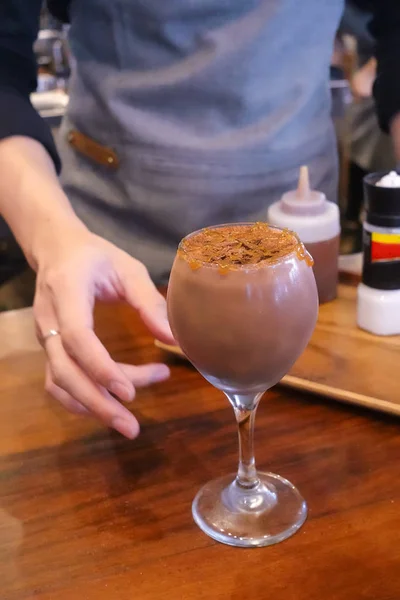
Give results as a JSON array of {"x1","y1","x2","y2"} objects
[{"x1": 1, "y1": 303, "x2": 400, "y2": 600}]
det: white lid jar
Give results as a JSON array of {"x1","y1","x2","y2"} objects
[{"x1": 267, "y1": 166, "x2": 340, "y2": 243}]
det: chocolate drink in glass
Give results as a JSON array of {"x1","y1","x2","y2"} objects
[{"x1": 167, "y1": 223, "x2": 318, "y2": 547}]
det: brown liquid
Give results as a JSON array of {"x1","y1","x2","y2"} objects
[
  {"x1": 305, "y1": 236, "x2": 339, "y2": 304},
  {"x1": 168, "y1": 224, "x2": 318, "y2": 394}
]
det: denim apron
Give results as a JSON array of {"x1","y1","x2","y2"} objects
[{"x1": 59, "y1": 0, "x2": 344, "y2": 283}]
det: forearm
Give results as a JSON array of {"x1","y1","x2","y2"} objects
[{"x1": 0, "y1": 136, "x2": 86, "y2": 270}]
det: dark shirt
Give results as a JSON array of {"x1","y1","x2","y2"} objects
[{"x1": 0, "y1": 0, "x2": 399, "y2": 173}]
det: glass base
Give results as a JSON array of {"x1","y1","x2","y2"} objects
[{"x1": 192, "y1": 472, "x2": 307, "y2": 548}]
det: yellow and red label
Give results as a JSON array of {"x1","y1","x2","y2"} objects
[{"x1": 371, "y1": 232, "x2": 400, "y2": 262}]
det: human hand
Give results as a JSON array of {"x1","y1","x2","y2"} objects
[
  {"x1": 351, "y1": 57, "x2": 377, "y2": 102},
  {"x1": 33, "y1": 225, "x2": 174, "y2": 439}
]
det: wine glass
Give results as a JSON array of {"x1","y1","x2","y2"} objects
[{"x1": 167, "y1": 223, "x2": 318, "y2": 547}]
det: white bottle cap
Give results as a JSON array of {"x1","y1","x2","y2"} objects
[
  {"x1": 268, "y1": 166, "x2": 340, "y2": 243},
  {"x1": 357, "y1": 283, "x2": 400, "y2": 335}
]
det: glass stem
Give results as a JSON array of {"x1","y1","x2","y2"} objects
[{"x1": 226, "y1": 393, "x2": 264, "y2": 490}]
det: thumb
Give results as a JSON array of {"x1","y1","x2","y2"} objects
[{"x1": 118, "y1": 256, "x2": 176, "y2": 344}]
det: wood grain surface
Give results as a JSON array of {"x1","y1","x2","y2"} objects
[
  {"x1": 289, "y1": 284, "x2": 400, "y2": 414},
  {"x1": 1, "y1": 302, "x2": 400, "y2": 599}
]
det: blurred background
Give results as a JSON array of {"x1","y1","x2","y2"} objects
[{"x1": 0, "y1": 0, "x2": 397, "y2": 311}]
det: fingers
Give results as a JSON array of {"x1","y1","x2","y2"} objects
[
  {"x1": 35, "y1": 293, "x2": 138, "y2": 437},
  {"x1": 117, "y1": 257, "x2": 175, "y2": 345},
  {"x1": 62, "y1": 327, "x2": 135, "y2": 402},
  {"x1": 45, "y1": 337, "x2": 140, "y2": 439},
  {"x1": 45, "y1": 272, "x2": 135, "y2": 402},
  {"x1": 45, "y1": 364, "x2": 90, "y2": 416},
  {"x1": 44, "y1": 360, "x2": 168, "y2": 438},
  {"x1": 119, "y1": 363, "x2": 170, "y2": 388}
]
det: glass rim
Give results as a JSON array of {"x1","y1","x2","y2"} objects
[{"x1": 177, "y1": 222, "x2": 304, "y2": 270}]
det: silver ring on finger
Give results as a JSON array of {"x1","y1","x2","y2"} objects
[{"x1": 41, "y1": 329, "x2": 61, "y2": 346}]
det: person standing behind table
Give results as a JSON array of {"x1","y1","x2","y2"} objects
[
  {"x1": 340, "y1": 0, "x2": 397, "y2": 228},
  {"x1": 0, "y1": 1, "x2": 399, "y2": 439}
]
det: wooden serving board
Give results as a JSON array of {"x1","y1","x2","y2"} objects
[{"x1": 157, "y1": 282, "x2": 400, "y2": 417}]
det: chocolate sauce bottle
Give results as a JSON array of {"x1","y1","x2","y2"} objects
[{"x1": 268, "y1": 166, "x2": 340, "y2": 303}]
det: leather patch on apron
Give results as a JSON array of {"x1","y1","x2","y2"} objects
[{"x1": 67, "y1": 129, "x2": 120, "y2": 169}]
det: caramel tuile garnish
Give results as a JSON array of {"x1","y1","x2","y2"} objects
[
  {"x1": 179, "y1": 223, "x2": 305, "y2": 272},
  {"x1": 295, "y1": 242, "x2": 314, "y2": 267}
]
